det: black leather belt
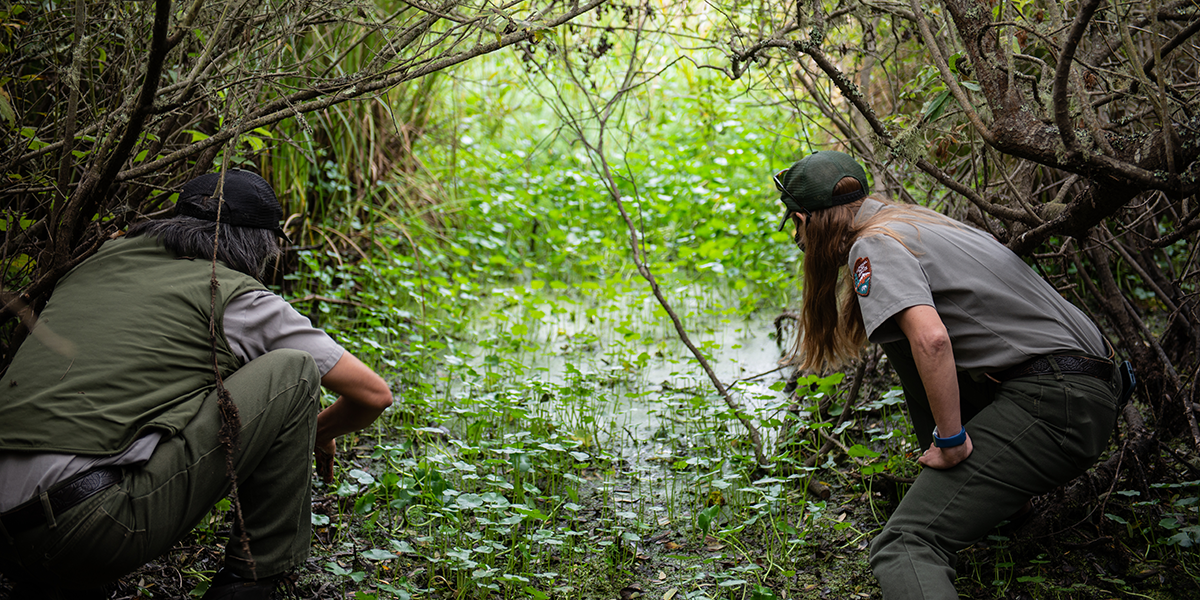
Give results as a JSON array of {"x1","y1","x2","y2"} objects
[
  {"x1": 0, "y1": 467, "x2": 123, "y2": 535},
  {"x1": 990, "y1": 355, "x2": 1114, "y2": 383}
]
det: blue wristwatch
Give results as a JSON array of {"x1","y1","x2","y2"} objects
[{"x1": 933, "y1": 426, "x2": 967, "y2": 448}]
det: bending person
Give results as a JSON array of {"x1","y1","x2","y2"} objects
[
  {"x1": 0, "y1": 169, "x2": 393, "y2": 600},
  {"x1": 771, "y1": 150, "x2": 1120, "y2": 599}
]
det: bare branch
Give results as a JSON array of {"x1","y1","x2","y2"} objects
[
  {"x1": 1052, "y1": 0, "x2": 1101, "y2": 160},
  {"x1": 908, "y1": 0, "x2": 996, "y2": 145},
  {"x1": 114, "y1": 0, "x2": 608, "y2": 184}
]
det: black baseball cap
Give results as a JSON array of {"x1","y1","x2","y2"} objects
[
  {"x1": 176, "y1": 169, "x2": 289, "y2": 241},
  {"x1": 774, "y1": 151, "x2": 870, "y2": 230}
]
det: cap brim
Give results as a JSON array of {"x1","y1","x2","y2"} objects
[{"x1": 778, "y1": 210, "x2": 791, "y2": 231}]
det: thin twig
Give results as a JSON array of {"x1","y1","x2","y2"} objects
[
  {"x1": 530, "y1": 10, "x2": 771, "y2": 468},
  {"x1": 114, "y1": 0, "x2": 609, "y2": 184},
  {"x1": 206, "y1": 136, "x2": 255, "y2": 576},
  {"x1": 908, "y1": 0, "x2": 996, "y2": 145}
]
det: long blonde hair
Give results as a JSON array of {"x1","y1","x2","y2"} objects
[{"x1": 789, "y1": 192, "x2": 962, "y2": 371}]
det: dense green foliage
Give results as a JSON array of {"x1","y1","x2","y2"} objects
[
  {"x1": 211, "y1": 55, "x2": 1198, "y2": 600},
  {"x1": 281, "y1": 58, "x2": 809, "y2": 389},
  {"x1": 3, "y1": 1, "x2": 1198, "y2": 598}
]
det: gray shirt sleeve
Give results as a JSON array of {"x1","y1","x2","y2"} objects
[
  {"x1": 224, "y1": 290, "x2": 345, "y2": 376},
  {"x1": 849, "y1": 232, "x2": 934, "y2": 343}
]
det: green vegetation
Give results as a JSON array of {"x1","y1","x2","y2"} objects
[
  {"x1": 3, "y1": 1, "x2": 1198, "y2": 598},
  {"x1": 162, "y1": 55, "x2": 1200, "y2": 599}
]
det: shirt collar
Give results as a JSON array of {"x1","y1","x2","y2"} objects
[{"x1": 853, "y1": 197, "x2": 885, "y2": 227}]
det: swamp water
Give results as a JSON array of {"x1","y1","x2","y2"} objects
[
  {"x1": 312, "y1": 279, "x2": 895, "y2": 599},
  {"x1": 462, "y1": 284, "x2": 790, "y2": 442}
]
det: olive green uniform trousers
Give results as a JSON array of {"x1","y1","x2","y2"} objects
[
  {"x1": 0, "y1": 350, "x2": 321, "y2": 589},
  {"x1": 870, "y1": 345, "x2": 1121, "y2": 600}
]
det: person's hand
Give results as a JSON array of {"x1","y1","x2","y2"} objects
[
  {"x1": 315, "y1": 438, "x2": 336, "y2": 484},
  {"x1": 917, "y1": 432, "x2": 973, "y2": 469}
]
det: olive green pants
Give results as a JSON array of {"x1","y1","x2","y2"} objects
[
  {"x1": 870, "y1": 346, "x2": 1120, "y2": 600},
  {"x1": 0, "y1": 349, "x2": 320, "y2": 589}
]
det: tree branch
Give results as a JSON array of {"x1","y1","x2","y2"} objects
[
  {"x1": 1052, "y1": 0, "x2": 1101, "y2": 161},
  {"x1": 1141, "y1": 16, "x2": 1200, "y2": 82},
  {"x1": 534, "y1": 11, "x2": 771, "y2": 468},
  {"x1": 114, "y1": 0, "x2": 608, "y2": 184},
  {"x1": 908, "y1": 0, "x2": 996, "y2": 145},
  {"x1": 53, "y1": 0, "x2": 173, "y2": 268},
  {"x1": 56, "y1": 0, "x2": 85, "y2": 203}
]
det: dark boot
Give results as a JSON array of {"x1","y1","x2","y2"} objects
[
  {"x1": 200, "y1": 569, "x2": 277, "y2": 600},
  {"x1": 996, "y1": 499, "x2": 1038, "y2": 535},
  {"x1": 9, "y1": 581, "x2": 108, "y2": 599}
]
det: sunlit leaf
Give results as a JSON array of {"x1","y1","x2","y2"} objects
[{"x1": 360, "y1": 548, "x2": 398, "y2": 561}]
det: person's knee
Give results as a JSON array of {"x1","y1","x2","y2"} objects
[
  {"x1": 259, "y1": 348, "x2": 319, "y2": 381},
  {"x1": 239, "y1": 349, "x2": 321, "y2": 409},
  {"x1": 278, "y1": 349, "x2": 320, "y2": 402},
  {"x1": 868, "y1": 524, "x2": 901, "y2": 572},
  {"x1": 870, "y1": 526, "x2": 910, "y2": 599},
  {"x1": 870, "y1": 522, "x2": 957, "y2": 570},
  {"x1": 870, "y1": 524, "x2": 961, "y2": 600},
  {"x1": 257, "y1": 347, "x2": 318, "y2": 372}
]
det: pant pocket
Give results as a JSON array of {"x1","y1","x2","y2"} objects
[
  {"x1": 40, "y1": 485, "x2": 146, "y2": 587},
  {"x1": 1062, "y1": 378, "x2": 1119, "y2": 470},
  {"x1": 1004, "y1": 378, "x2": 1067, "y2": 447}
]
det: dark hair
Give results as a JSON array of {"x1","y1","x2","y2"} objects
[{"x1": 128, "y1": 216, "x2": 281, "y2": 281}]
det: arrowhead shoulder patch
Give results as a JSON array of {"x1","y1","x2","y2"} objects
[{"x1": 854, "y1": 256, "x2": 872, "y2": 297}]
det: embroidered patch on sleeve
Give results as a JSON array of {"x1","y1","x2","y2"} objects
[{"x1": 854, "y1": 256, "x2": 872, "y2": 297}]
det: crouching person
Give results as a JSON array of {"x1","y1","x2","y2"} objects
[
  {"x1": 770, "y1": 151, "x2": 1121, "y2": 599},
  {"x1": 0, "y1": 170, "x2": 393, "y2": 599}
]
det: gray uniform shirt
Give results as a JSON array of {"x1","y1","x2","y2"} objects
[
  {"x1": 849, "y1": 198, "x2": 1106, "y2": 376},
  {"x1": 0, "y1": 290, "x2": 345, "y2": 512}
]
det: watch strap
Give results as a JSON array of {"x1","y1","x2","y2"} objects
[{"x1": 932, "y1": 426, "x2": 967, "y2": 448}]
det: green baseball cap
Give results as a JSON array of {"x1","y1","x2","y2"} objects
[{"x1": 774, "y1": 151, "x2": 870, "y2": 230}]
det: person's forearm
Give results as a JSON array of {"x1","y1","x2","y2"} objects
[
  {"x1": 911, "y1": 333, "x2": 961, "y2": 437},
  {"x1": 316, "y1": 351, "x2": 394, "y2": 446},
  {"x1": 895, "y1": 305, "x2": 973, "y2": 468},
  {"x1": 315, "y1": 396, "x2": 387, "y2": 445}
]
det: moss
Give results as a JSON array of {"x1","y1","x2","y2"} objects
[{"x1": 891, "y1": 124, "x2": 927, "y2": 164}]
